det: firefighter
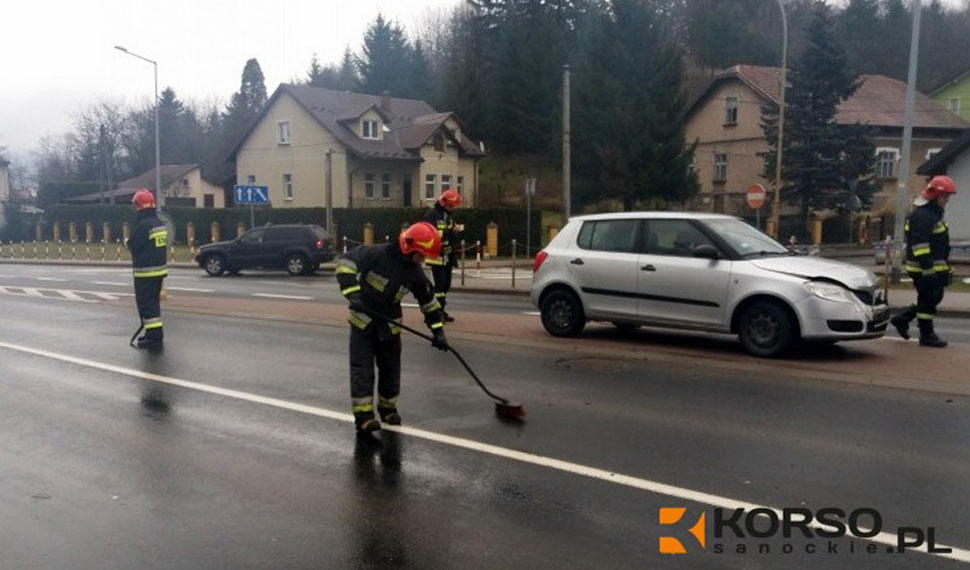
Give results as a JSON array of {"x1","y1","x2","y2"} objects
[
  {"x1": 127, "y1": 188, "x2": 168, "y2": 349},
  {"x1": 335, "y1": 221, "x2": 448, "y2": 433},
  {"x1": 424, "y1": 188, "x2": 463, "y2": 322},
  {"x1": 890, "y1": 175, "x2": 957, "y2": 348}
]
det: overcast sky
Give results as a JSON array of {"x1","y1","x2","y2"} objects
[{"x1": 0, "y1": 0, "x2": 461, "y2": 160}]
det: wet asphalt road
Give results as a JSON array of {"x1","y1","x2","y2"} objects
[{"x1": 1, "y1": 268, "x2": 970, "y2": 569}]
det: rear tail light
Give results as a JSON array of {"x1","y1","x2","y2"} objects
[
  {"x1": 315, "y1": 239, "x2": 326, "y2": 250},
  {"x1": 533, "y1": 250, "x2": 549, "y2": 273}
]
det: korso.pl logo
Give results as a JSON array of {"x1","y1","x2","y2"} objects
[
  {"x1": 659, "y1": 507, "x2": 706, "y2": 554},
  {"x1": 659, "y1": 506, "x2": 951, "y2": 556}
]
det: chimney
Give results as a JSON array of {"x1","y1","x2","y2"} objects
[{"x1": 380, "y1": 91, "x2": 391, "y2": 112}]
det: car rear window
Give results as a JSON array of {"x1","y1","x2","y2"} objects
[{"x1": 576, "y1": 220, "x2": 640, "y2": 253}]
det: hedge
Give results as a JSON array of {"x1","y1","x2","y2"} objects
[{"x1": 36, "y1": 205, "x2": 542, "y2": 254}]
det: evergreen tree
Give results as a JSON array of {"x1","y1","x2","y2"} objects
[
  {"x1": 357, "y1": 14, "x2": 413, "y2": 96},
  {"x1": 223, "y1": 59, "x2": 268, "y2": 166},
  {"x1": 838, "y1": 0, "x2": 881, "y2": 75},
  {"x1": 762, "y1": 1, "x2": 876, "y2": 216},
  {"x1": 307, "y1": 53, "x2": 326, "y2": 85},
  {"x1": 573, "y1": 0, "x2": 698, "y2": 210}
]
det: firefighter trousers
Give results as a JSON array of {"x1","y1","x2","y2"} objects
[
  {"x1": 134, "y1": 276, "x2": 164, "y2": 340},
  {"x1": 896, "y1": 274, "x2": 945, "y2": 333},
  {"x1": 430, "y1": 263, "x2": 453, "y2": 310},
  {"x1": 349, "y1": 326, "x2": 402, "y2": 416}
]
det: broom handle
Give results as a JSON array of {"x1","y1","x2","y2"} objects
[{"x1": 362, "y1": 308, "x2": 510, "y2": 404}]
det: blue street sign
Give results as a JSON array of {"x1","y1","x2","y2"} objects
[{"x1": 233, "y1": 185, "x2": 270, "y2": 204}]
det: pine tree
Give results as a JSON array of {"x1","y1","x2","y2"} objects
[
  {"x1": 223, "y1": 58, "x2": 268, "y2": 164},
  {"x1": 357, "y1": 14, "x2": 413, "y2": 96},
  {"x1": 762, "y1": 1, "x2": 875, "y2": 217},
  {"x1": 573, "y1": 0, "x2": 698, "y2": 210}
]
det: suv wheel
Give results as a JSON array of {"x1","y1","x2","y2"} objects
[
  {"x1": 286, "y1": 253, "x2": 308, "y2": 276},
  {"x1": 540, "y1": 289, "x2": 586, "y2": 337},
  {"x1": 203, "y1": 254, "x2": 227, "y2": 277},
  {"x1": 738, "y1": 301, "x2": 797, "y2": 358}
]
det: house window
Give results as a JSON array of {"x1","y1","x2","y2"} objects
[
  {"x1": 949, "y1": 98, "x2": 960, "y2": 114},
  {"x1": 433, "y1": 134, "x2": 445, "y2": 152},
  {"x1": 203, "y1": 194, "x2": 214, "y2": 208},
  {"x1": 381, "y1": 173, "x2": 391, "y2": 200},
  {"x1": 441, "y1": 174, "x2": 452, "y2": 190},
  {"x1": 724, "y1": 96, "x2": 739, "y2": 126},
  {"x1": 364, "y1": 172, "x2": 375, "y2": 199},
  {"x1": 457, "y1": 176, "x2": 464, "y2": 194},
  {"x1": 247, "y1": 175, "x2": 256, "y2": 184},
  {"x1": 713, "y1": 153, "x2": 728, "y2": 182},
  {"x1": 277, "y1": 121, "x2": 291, "y2": 145},
  {"x1": 875, "y1": 148, "x2": 899, "y2": 179},
  {"x1": 362, "y1": 120, "x2": 379, "y2": 139},
  {"x1": 425, "y1": 174, "x2": 437, "y2": 199},
  {"x1": 283, "y1": 173, "x2": 293, "y2": 201}
]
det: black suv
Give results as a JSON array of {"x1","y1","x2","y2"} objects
[{"x1": 195, "y1": 224, "x2": 334, "y2": 276}]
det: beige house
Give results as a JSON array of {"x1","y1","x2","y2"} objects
[
  {"x1": 67, "y1": 164, "x2": 225, "y2": 208},
  {"x1": 685, "y1": 65, "x2": 968, "y2": 237},
  {"x1": 228, "y1": 84, "x2": 485, "y2": 209}
]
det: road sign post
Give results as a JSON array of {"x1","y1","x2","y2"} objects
[
  {"x1": 525, "y1": 178, "x2": 536, "y2": 261},
  {"x1": 234, "y1": 185, "x2": 271, "y2": 229},
  {"x1": 747, "y1": 184, "x2": 767, "y2": 229}
]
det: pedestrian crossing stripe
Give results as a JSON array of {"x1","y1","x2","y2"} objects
[{"x1": 0, "y1": 285, "x2": 133, "y2": 303}]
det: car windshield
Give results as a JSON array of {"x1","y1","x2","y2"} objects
[{"x1": 701, "y1": 218, "x2": 790, "y2": 258}]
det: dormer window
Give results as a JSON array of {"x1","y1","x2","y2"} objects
[
  {"x1": 362, "y1": 119, "x2": 380, "y2": 139},
  {"x1": 433, "y1": 133, "x2": 446, "y2": 152}
]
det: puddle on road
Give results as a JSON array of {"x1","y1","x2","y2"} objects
[{"x1": 555, "y1": 356, "x2": 634, "y2": 373}]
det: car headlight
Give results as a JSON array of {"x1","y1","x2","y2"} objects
[{"x1": 805, "y1": 281, "x2": 855, "y2": 303}]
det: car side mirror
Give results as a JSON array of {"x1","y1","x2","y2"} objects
[{"x1": 693, "y1": 244, "x2": 719, "y2": 259}]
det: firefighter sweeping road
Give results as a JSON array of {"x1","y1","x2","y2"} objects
[{"x1": 2, "y1": 265, "x2": 970, "y2": 569}]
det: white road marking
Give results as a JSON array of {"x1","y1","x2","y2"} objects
[
  {"x1": 23, "y1": 287, "x2": 43, "y2": 297},
  {"x1": 0, "y1": 286, "x2": 133, "y2": 302},
  {"x1": 0, "y1": 340, "x2": 967, "y2": 564},
  {"x1": 522, "y1": 311, "x2": 540, "y2": 316},
  {"x1": 93, "y1": 281, "x2": 128, "y2": 287},
  {"x1": 58, "y1": 290, "x2": 88, "y2": 302},
  {"x1": 37, "y1": 277, "x2": 67, "y2": 282},
  {"x1": 252, "y1": 293, "x2": 314, "y2": 301},
  {"x1": 165, "y1": 287, "x2": 214, "y2": 293}
]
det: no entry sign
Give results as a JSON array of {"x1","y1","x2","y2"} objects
[{"x1": 747, "y1": 184, "x2": 766, "y2": 209}]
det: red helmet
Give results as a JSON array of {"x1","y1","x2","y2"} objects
[
  {"x1": 438, "y1": 189, "x2": 462, "y2": 209},
  {"x1": 132, "y1": 188, "x2": 156, "y2": 210},
  {"x1": 398, "y1": 221, "x2": 441, "y2": 258},
  {"x1": 922, "y1": 175, "x2": 957, "y2": 200}
]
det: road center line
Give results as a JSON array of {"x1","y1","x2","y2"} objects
[
  {"x1": 37, "y1": 277, "x2": 67, "y2": 282},
  {"x1": 252, "y1": 293, "x2": 314, "y2": 300},
  {"x1": 165, "y1": 287, "x2": 214, "y2": 293},
  {"x1": 93, "y1": 281, "x2": 128, "y2": 286},
  {"x1": 0, "y1": 340, "x2": 966, "y2": 563}
]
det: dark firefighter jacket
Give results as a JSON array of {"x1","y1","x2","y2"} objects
[
  {"x1": 423, "y1": 203, "x2": 458, "y2": 266},
  {"x1": 335, "y1": 242, "x2": 445, "y2": 337},
  {"x1": 130, "y1": 208, "x2": 168, "y2": 278},
  {"x1": 905, "y1": 201, "x2": 950, "y2": 277}
]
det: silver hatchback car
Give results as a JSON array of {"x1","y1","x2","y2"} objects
[{"x1": 531, "y1": 212, "x2": 889, "y2": 357}]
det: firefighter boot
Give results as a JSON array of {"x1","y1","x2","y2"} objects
[
  {"x1": 918, "y1": 320, "x2": 948, "y2": 348},
  {"x1": 354, "y1": 412, "x2": 381, "y2": 433},
  {"x1": 136, "y1": 336, "x2": 164, "y2": 349},
  {"x1": 889, "y1": 314, "x2": 911, "y2": 340},
  {"x1": 378, "y1": 406, "x2": 402, "y2": 426}
]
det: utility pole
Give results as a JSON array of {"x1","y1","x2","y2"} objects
[
  {"x1": 325, "y1": 149, "x2": 333, "y2": 234},
  {"x1": 767, "y1": 0, "x2": 788, "y2": 238},
  {"x1": 562, "y1": 65, "x2": 571, "y2": 224},
  {"x1": 891, "y1": 0, "x2": 922, "y2": 284}
]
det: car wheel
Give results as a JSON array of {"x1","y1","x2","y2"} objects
[
  {"x1": 203, "y1": 254, "x2": 227, "y2": 277},
  {"x1": 612, "y1": 322, "x2": 641, "y2": 334},
  {"x1": 286, "y1": 253, "x2": 308, "y2": 276},
  {"x1": 540, "y1": 290, "x2": 586, "y2": 337},
  {"x1": 738, "y1": 301, "x2": 797, "y2": 358}
]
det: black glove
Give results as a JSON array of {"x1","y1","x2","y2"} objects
[
  {"x1": 348, "y1": 295, "x2": 366, "y2": 314},
  {"x1": 943, "y1": 270, "x2": 954, "y2": 288},
  {"x1": 431, "y1": 330, "x2": 449, "y2": 351}
]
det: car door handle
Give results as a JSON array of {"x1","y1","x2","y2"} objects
[
  {"x1": 641, "y1": 264, "x2": 656, "y2": 272},
  {"x1": 570, "y1": 258, "x2": 584, "y2": 265}
]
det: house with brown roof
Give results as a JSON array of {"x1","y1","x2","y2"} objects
[
  {"x1": 685, "y1": 65, "x2": 968, "y2": 236},
  {"x1": 67, "y1": 164, "x2": 225, "y2": 208},
  {"x1": 228, "y1": 84, "x2": 485, "y2": 209}
]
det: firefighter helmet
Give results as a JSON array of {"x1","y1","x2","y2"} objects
[
  {"x1": 922, "y1": 175, "x2": 957, "y2": 200},
  {"x1": 132, "y1": 189, "x2": 156, "y2": 211},
  {"x1": 398, "y1": 221, "x2": 441, "y2": 259},
  {"x1": 438, "y1": 189, "x2": 462, "y2": 209}
]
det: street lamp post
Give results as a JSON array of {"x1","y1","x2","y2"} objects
[
  {"x1": 767, "y1": 0, "x2": 788, "y2": 239},
  {"x1": 115, "y1": 45, "x2": 162, "y2": 208}
]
